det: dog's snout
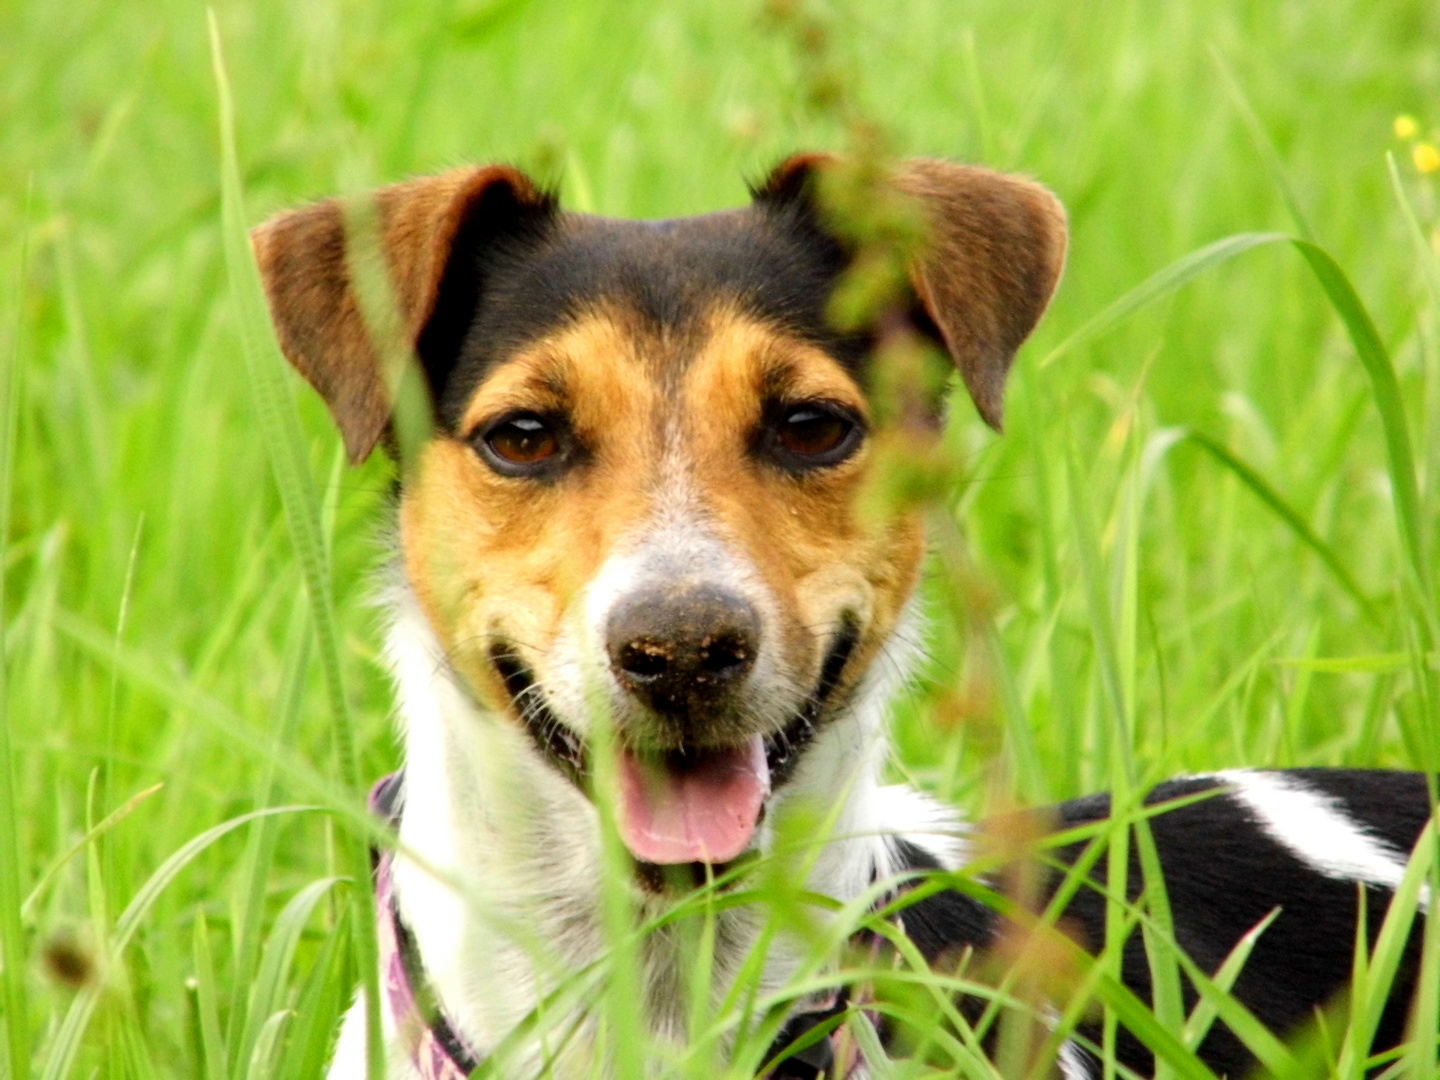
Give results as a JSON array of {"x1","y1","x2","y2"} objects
[{"x1": 606, "y1": 586, "x2": 760, "y2": 717}]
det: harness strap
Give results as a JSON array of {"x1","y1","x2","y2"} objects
[{"x1": 370, "y1": 774, "x2": 482, "y2": 1079}]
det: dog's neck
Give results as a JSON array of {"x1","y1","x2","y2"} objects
[{"x1": 379, "y1": 588, "x2": 957, "y2": 1068}]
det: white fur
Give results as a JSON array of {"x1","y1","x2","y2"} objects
[
  {"x1": 1217, "y1": 769, "x2": 1430, "y2": 911},
  {"x1": 543, "y1": 498, "x2": 804, "y2": 743},
  {"x1": 326, "y1": 590, "x2": 956, "y2": 1078},
  {"x1": 1057, "y1": 1039, "x2": 1095, "y2": 1080}
]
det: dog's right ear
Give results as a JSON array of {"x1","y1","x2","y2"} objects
[
  {"x1": 250, "y1": 166, "x2": 556, "y2": 463},
  {"x1": 755, "y1": 154, "x2": 1067, "y2": 431}
]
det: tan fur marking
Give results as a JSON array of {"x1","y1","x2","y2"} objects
[
  {"x1": 679, "y1": 307, "x2": 924, "y2": 701},
  {"x1": 402, "y1": 310, "x2": 663, "y2": 710},
  {"x1": 402, "y1": 301, "x2": 927, "y2": 729}
]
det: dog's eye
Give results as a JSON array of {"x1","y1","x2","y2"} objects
[
  {"x1": 779, "y1": 407, "x2": 849, "y2": 456},
  {"x1": 474, "y1": 413, "x2": 565, "y2": 475},
  {"x1": 488, "y1": 416, "x2": 557, "y2": 463},
  {"x1": 764, "y1": 402, "x2": 863, "y2": 470}
]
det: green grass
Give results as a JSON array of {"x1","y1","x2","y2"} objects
[{"x1": 2, "y1": 0, "x2": 1440, "y2": 1076}]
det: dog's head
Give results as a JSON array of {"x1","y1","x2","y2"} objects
[{"x1": 252, "y1": 155, "x2": 1065, "y2": 872}]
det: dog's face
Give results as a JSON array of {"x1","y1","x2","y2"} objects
[{"x1": 253, "y1": 155, "x2": 1065, "y2": 871}]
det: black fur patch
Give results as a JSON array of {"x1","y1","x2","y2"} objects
[
  {"x1": 890, "y1": 837, "x2": 998, "y2": 962},
  {"x1": 889, "y1": 771, "x2": 1431, "y2": 1079},
  {"x1": 423, "y1": 202, "x2": 870, "y2": 431}
]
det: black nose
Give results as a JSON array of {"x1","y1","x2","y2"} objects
[{"x1": 606, "y1": 586, "x2": 760, "y2": 718}]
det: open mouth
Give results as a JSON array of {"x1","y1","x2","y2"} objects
[{"x1": 488, "y1": 619, "x2": 859, "y2": 867}]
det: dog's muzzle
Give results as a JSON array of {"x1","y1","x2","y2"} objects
[{"x1": 489, "y1": 589, "x2": 859, "y2": 871}]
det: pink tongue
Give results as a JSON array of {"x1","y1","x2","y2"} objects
[{"x1": 617, "y1": 736, "x2": 770, "y2": 864}]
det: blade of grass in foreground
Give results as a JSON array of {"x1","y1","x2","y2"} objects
[
  {"x1": 1335, "y1": 816, "x2": 1436, "y2": 1079},
  {"x1": 0, "y1": 179, "x2": 31, "y2": 1080},
  {"x1": 1210, "y1": 50, "x2": 1316, "y2": 243},
  {"x1": 207, "y1": 12, "x2": 383, "y2": 1078},
  {"x1": 42, "y1": 806, "x2": 315, "y2": 1080},
  {"x1": 1289, "y1": 239, "x2": 1430, "y2": 602},
  {"x1": 1404, "y1": 887, "x2": 1440, "y2": 1079},
  {"x1": 276, "y1": 903, "x2": 353, "y2": 1080},
  {"x1": 1038, "y1": 232, "x2": 1288, "y2": 370},
  {"x1": 193, "y1": 910, "x2": 229, "y2": 1080},
  {"x1": 227, "y1": 602, "x2": 309, "y2": 1066},
  {"x1": 1387, "y1": 153, "x2": 1440, "y2": 314},
  {"x1": 1182, "y1": 907, "x2": 1280, "y2": 1051},
  {"x1": 234, "y1": 876, "x2": 344, "y2": 1079},
  {"x1": 21, "y1": 782, "x2": 163, "y2": 920},
  {"x1": 1174, "y1": 428, "x2": 1379, "y2": 623},
  {"x1": 1039, "y1": 229, "x2": 1426, "y2": 601},
  {"x1": 1039, "y1": 227, "x2": 1430, "y2": 689}
]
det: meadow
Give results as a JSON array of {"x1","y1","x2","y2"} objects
[{"x1": 2, "y1": 0, "x2": 1439, "y2": 1076}]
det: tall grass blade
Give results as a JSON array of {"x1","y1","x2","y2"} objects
[
  {"x1": 42, "y1": 805, "x2": 315, "y2": 1080},
  {"x1": 1064, "y1": 436, "x2": 1127, "y2": 755},
  {"x1": 52, "y1": 612, "x2": 372, "y2": 839},
  {"x1": 243, "y1": 1010, "x2": 289, "y2": 1080},
  {"x1": 233, "y1": 876, "x2": 343, "y2": 1079},
  {"x1": 1158, "y1": 912, "x2": 1296, "y2": 1074},
  {"x1": 102, "y1": 513, "x2": 144, "y2": 894},
  {"x1": 1120, "y1": 429, "x2": 1184, "y2": 1079},
  {"x1": 1045, "y1": 227, "x2": 1427, "y2": 637},
  {"x1": 276, "y1": 903, "x2": 352, "y2": 1080},
  {"x1": 1182, "y1": 906, "x2": 1280, "y2": 1050},
  {"x1": 1210, "y1": 50, "x2": 1315, "y2": 241},
  {"x1": 1064, "y1": 435, "x2": 1139, "y2": 1080},
  {"x1": 212, "y1": 17, "x2": 383, "y2": 1074},
  {"x1": 21, "y1": 782, "x2": 163, "y2": 921},
  {"x1": 205, "y1": 20, "x2": 364, "y2": 795},
  {"x1": 1176, "y1": 428, "x2": 1379, "y2": 621},
  {"x1": 227, "y1": 603, "x2": 310, "y2": 1063},
  {"x1": 0, "y1": 180, "x2": 31, "y2": 1080},
  {"x1": 1135, "y1": 821, "x2": 1183, "y2": 1080},
  {"x1": 193, "y1": 909, "x2": 229, "y2": 1080},
  {"x1": 1403, "y1": 882, "x2": 1440, "y2": 1080},
  {"x1": 1090, "y1": 959, "x2": 1220, "y2": 1080},
  {"x1": 1386, "y1": 153, "x2": 1440, "y2": 309},
  {"x1": 848, "y1": 1011, "x2": 895, "y2": 1080},
  {"x1": 1335, "y1": 817, "x2": 1436, "y2": 1078},
  {"x1": 1039, "y1": 232, "x2": 1287, "y2": 369},
  {"x1": 1289, "y1": 238, "x2": 1431, "y2": 602}
]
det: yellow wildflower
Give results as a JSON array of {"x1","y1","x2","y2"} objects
[
  {"x1": 1414, "y1": 142, "x2": 1440, "y2": 173},
  {"x1": 1395, "y1": 114, "x2": 1419, "y2": 139}
]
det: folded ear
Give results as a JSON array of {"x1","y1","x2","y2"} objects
[
  {"x1": 250, "y1": 165, "x2": 555, "y2": 462},
  {"x1": 755, "y1": 155, "x2": 1067, "y2": 430}
]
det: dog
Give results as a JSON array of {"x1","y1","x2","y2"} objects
[{"x1": 251, "y1": 154, "x2": 1435, "y2": 1078}]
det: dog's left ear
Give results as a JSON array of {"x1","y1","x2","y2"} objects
[
  {"x1": 756, "y1": 154, "x2": 1067, "y2": 430},
  {"x1": 250, "y1": 166, "x2": 555, "y2": 462}
]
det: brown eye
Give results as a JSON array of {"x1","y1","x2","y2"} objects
[
  {"x1": 763, "y1": 402, "x2": 863, "y2": 471},
  {"x1": 475, "y1": 413, "x2": 567, "y2": 476},
  {"x1": 488, "y1": 416, "x2": 556, "y2": 463},
  {"x1": 778, "y1": 408, "x2": 848, "y2": 456}
]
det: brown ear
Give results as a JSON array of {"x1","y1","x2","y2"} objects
[
  {"x1": 250, "y1": 165, "x2": 553, "y2": 462},
  {"x1": 756, "y1": 154, "x2": 1067, "y2": 430},
  {"x1": 894, "y1": 159, "x2": 1066, "y2": 430}
]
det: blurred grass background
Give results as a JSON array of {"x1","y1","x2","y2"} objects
[{"x1": 3, "y1": 0, "x2": 1440, "y2": 1075}]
